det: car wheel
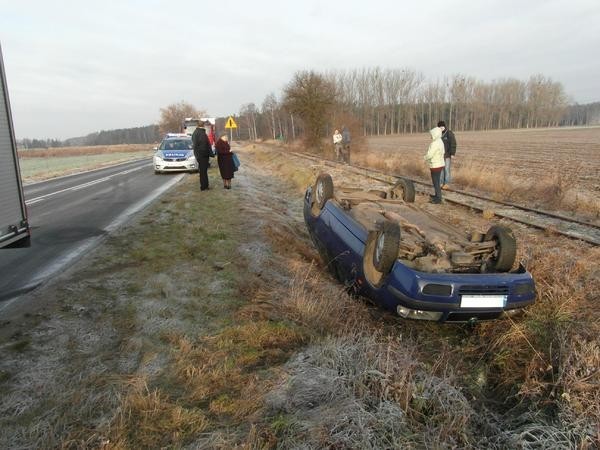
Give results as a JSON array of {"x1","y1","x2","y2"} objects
[
  {"x1": 311, "y1": 173, "x2": 334, "y2": 216},
  {"x1": 390, "y1": 178, "x2": 415, "y2": 203},
  {"x1": 484, "y1": 225, "x2": 516, "y2": 272},
  {"x1": 363, "y1": 220, "x2": 401, "y2": 287}
]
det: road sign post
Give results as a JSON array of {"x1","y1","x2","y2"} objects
[{"x1": 224, "y1": 116, "x2": 237, "y2": 142}]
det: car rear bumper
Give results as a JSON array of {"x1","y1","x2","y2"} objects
[
  {"x1": 358, "y1": 252, "x2": 536, "y2": 322},
  {"x1": 386, "y1": 281, "x2": 535, "y2": 322}
]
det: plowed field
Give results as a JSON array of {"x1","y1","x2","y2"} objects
[{"x1": 359, "y1": 127, "x2": 600, "y2": 219}]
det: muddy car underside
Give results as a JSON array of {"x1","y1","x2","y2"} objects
[{"x1": 312, "y1": 174, "x2": 517, "y2": 276}]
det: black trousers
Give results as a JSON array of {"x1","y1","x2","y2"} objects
[
  {"x1": 198, "y1": 157, "x2": 210, "y2": 190},
  {"x1": 430, "y1": 169, "x2": 442, "y2": 201}
]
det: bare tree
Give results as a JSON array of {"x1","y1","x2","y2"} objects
[
  {"x1": 261, "y1": 93, "x2": 279, "y2": 140},
  {"x1": 239, "y1": 103, "x2": 259, "y2": 140},
  {"x1": 158, "y1": 101, "x2": 205, "y2": 135},
  {"x1": 283, "y1": 71, "x2": 336, "y2": 147},
  {"x1": 235, "y1": 68, "x2": 573, "y2": 142}
]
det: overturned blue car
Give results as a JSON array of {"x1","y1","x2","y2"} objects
[{"x1": 303, "y1": 173, "x2": 536, "y2": 323}]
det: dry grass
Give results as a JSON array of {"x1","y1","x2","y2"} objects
[
  {"x1": 452, "y1": 162, "x2": 600, "y2": 216},
  {"x1": 359, "y1": 128, "x2": 600, "y2": 219},
  {"x1": 238, "y1": 142, "x2": 600, "y2": 448},
  {"x1": 461, "y1": 241, "x2": 600, "y2": 446},
  {"x1": 352, "y1": 151, "x2": 428, "y2": 179},
  {"x1": 271, "y1": 249, "x2": 595, "y2": 448},
  {"x1": 156, "y1": 321, "x2": 308, "y2": 425},
  {"x1": 277, "y1": 265, "x2": 370, "y2": 335},
  {"x1": 106, "y1": 377, "x2": 209, "y2": 449},
  {"x1": 0, "y1": 171, "x2": 282, "y2": 449},
  {"x1": 261, "y1": 333, "x2": 481, "y2": 448},
  {"x1": 1, "y1": 141, "x2": 598, "y2": 449}
]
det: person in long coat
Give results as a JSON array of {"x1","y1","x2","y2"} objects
[
  {"x1": 424, "y1": 126, "x2": 445, "y2": 204},
  {"x1": 215, "y1": 135, "x2": 235, "y2": 189},
  {"x1": 192, "y1": 125, "x2": 212, "y2": 191}
]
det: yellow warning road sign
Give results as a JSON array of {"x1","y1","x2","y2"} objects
[{"x1": 225, "y1": 116, "x2": 238, "y2": 129}]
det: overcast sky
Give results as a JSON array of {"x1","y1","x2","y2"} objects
[{"x1": 1, "y1": 0, "x2": 599, "y2": 140}]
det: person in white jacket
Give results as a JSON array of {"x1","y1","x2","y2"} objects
[
  {"x1": 332, "y1": 129, "x2": 343, "y2": 161},
  {"x1": 424, "y1": 127, "x2": 446, "y2": 204}
]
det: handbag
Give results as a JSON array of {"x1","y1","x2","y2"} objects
[{"x1": 232, "y1": 152, "x2": 240, "y2": 171}]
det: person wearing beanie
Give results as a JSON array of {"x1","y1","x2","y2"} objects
[
  {"x1": 215, "y1": 135, "x2": 235, "y2": 189},
  {"x1": 424, "y1": 127, "x2": 446, "y2": 204},
  {"x1": 437, "y1": 120, "x2": 457, "y2": 189}
]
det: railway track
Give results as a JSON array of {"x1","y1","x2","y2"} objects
[{"x1": 287, "y1": 151, "x2": 600, "y2": 246}]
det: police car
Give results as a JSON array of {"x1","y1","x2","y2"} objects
[{"x1": 153, "y1": 133, "x2": 197, "y2": 174}]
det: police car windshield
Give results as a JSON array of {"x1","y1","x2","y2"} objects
[{"x1": 160, "y1": 139, "x2": 192, "y2": 150}]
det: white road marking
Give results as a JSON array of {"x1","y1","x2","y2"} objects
[
  {"x1": 25, "y1": 164, "x2": 148, "y2": 205},
  {"x1": 0, "y1": 173, "x2": 185, "y2": 312},
  {"x1": 23, "y1": 157, "x2": 150, "y2": 187}
]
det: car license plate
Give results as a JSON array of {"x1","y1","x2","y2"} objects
[{"x1": 460, "y1": 295, "x2": 507, "y2": 308}]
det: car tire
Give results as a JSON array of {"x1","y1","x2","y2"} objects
[
  {"x1": 484, "y1": 225, "x2": 516, "y2": 272},
  {"x1": 390, "y1": 178, "x2": 416, "y2": 203},
  {"x1": 311, "y1": 173, "x2": 334, "y2": 216},
  {"x1": 363, "y1": 220, "x2": 401, "y2": 287}
]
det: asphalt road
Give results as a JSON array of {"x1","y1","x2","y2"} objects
[{"x1": 0, "y1": 159, "x2": 185, "y2": 308}]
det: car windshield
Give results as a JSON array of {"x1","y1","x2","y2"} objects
[{"x1": 160, "y1": 139, "x2": 192, "y2": 150}]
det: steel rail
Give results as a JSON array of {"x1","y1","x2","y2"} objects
[{"x1": 287, "y1": 151, "x2": 600, "y2": 246}]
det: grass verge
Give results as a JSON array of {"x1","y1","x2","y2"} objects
[
  {"x1": 1, "y1": 144, "x2": 597, "y2": 448},
  {"x1": 19, "y1": 144, "x2": 152, "y2": 182}
]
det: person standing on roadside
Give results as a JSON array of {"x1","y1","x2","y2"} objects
[
  {"x1": 341, "y1": 126, "x2": 351, "y2": 163},
  {"x1": 333, "y1": 129, "x2": 343, "y2": 161},
  {"x1": 424, "y1": 127, "x2": 446, "y2": 204},
  {"x1": 207, "y1": 123, "x2": 216, "y2": 151},
  {"x1": 215, "y1": 135, "x2": 235, "y2": 189},
  {"x1": 192, "y1": 125, "x2": 212, "y2": 191},
  {"x1": 437, "y1": 120, "x2": 457, "y2": 189}
]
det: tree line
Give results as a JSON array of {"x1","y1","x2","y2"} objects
[
  {"x1": 17, "y1": 69, "x2": 600, "y2": 149},
  {"x1": 237, "y1": 69, "x2": 599, "y2": 147},
  {"x1": 561, "y1": 102, "x2": 600, "y2": 126},
  {"x1": 18, "y1": 125, "x2": 160, "y2": 149}
]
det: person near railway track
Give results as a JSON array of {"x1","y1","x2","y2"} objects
[
  {"x1": 192, "y1": 124, "x2": 213, "y2": 191},
  {"x1": 437, "y1": 120, "x2": 457, "y2": 189},
  {"x1": 216, "y1": 134, "x2": 235, "y2": 189},
  {"x1": 341, "y1": 126, "x2": 351, "y2": 163},
  {"x1": 424, "y1": 126, "x2": 446, "y2": 204},
  {"x1": 333, "y1": 129, "x2": 343, "y2": 161}
]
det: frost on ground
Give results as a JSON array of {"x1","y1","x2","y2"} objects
[{"x1": 0, "y1": 143, "x2": 597, "y2": 449}]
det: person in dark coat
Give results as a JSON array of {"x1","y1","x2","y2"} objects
[
  {"x1": 341, "y1": 126, "x2": 351, "y2": 163},
  {"x1": 192, "y1": 125, "x2": 213, "y2": 191},
  {"x1": 216, "y1": 135, "x2": 235, "y2": 189},
  {"x1": 437, "y1": 120, "x2": 457, "y2": 189}
]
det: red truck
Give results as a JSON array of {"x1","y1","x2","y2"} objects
[{"x1": 0, "y1": 43, "x2": 30, "y2": 248}]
